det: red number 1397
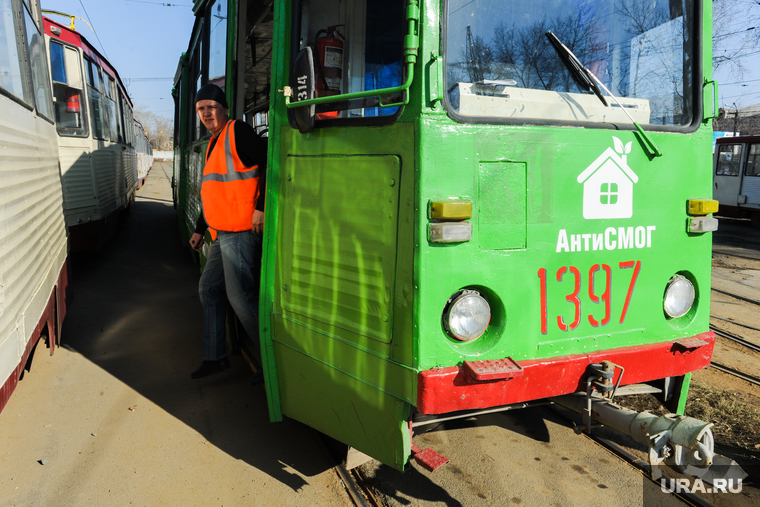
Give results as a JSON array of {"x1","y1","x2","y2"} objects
[{"x1": 538, "y1": 261, "x2": 640, "y2": 334}]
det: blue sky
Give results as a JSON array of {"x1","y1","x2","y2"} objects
[{"x1": 41, "y1": 0, "x2": 196, "y2": 119}]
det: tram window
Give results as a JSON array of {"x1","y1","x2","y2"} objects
[
  {"x1": 85, "y1": 58, "x2": 106, "y2": 140},
  {"x1": 0, "y1": 0, "x2": 25, "y2": 100},
  {"x1": 22, "y1": 3, "x2": 53, "y2": 120},
  {"x1": 292, "y1": 0, "x2": 405, "y2": 120},
  {"x1": 716, "y1": 144, "x2": 742, "y2": 177},
  {"x1": 747, "y1": 144, "x2": 760, "y2": 177},
  {"x1": 207, "y1": 0, "x2": 227, "y2": 88},
  {"x1": 445, "y1": 0, "x2": 696, "y2": 128},
  {"x1": 104, "y1": 76, "x2": 119, "y2": 142},
  {"x1": 50, "y1": 41, "x2": 88, "y2": 137}
]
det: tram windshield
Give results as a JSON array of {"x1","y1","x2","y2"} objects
[{"x1": 444, "y1": 0, "x2": 696, "y2": 127}]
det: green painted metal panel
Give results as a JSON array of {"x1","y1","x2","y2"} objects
[
  {"x1": 272, "y1": 315, "x2": 416, "y2": 403},
  {"x1": 478, "y1": 162, "x2": 527, "y2": 250},
  {"x1": 275, "y1": 341, "x2": 411, "y2": 470},
  {"x1": 279, "y1": 154, "x2": 401, "y2": 344},
  {"x1": 414, "y1": 123, "x2": 715, "y2": 371}
]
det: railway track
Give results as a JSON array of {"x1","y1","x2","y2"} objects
[
  {"x1": 708, "y1": 317, "x2": 760, "y2": 386},
  {"x1": 711, "y1": 287, "x2": 760, "y2": 306},
  {"x1": 543, "y1": 405, "x2": 716, "y2": 507},
  {"x1": 710, "y1": 363, "x2": 760, "y2": 387},
  {"x1": 316, "y1": 431, "x2": 380, "y2": 507}
]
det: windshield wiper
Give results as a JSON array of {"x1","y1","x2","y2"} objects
[
  {"x1": 545, "y1": 31, "x2": 607, "y2": 106},
  {"x1": 545, "y1": 31, "x2": 661, "y2": 158}
]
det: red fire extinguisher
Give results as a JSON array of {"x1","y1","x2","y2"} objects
[
  {"x1": 314, "y1": 25, "x2": 345, "y2": 119},
  {"x1": 65, "y1": 90, "x2": 81, "y2": 113}
]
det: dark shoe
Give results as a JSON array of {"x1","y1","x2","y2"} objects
[
  {"x1": 190, "y1": 357, "x2": 231, "y2": 379},
  {"x1": 249, "y1": 370, "x2": 265, "y2": 385}
]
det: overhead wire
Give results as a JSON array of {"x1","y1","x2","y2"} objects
[{"x1": 77, "y1": 0, "x2": 109, "y2": 61}]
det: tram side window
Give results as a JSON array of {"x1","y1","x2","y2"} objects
[
  {"x1": 104, "y1": 76, "x2": 119, "y2": 142},
  {"x1": 49, "y1": 41, "x2": 88, "y2": 136},
  {"x1": 293, "y1": 0, "x2": 405, "y2": 120},
  {"x1": 207, "y1": 0, "x2": 227, "y2": 88},
  {"x1": 0, "y1": 0, "x2": 25, "y2": 100},
  {"x1": 22, "y1": 3, "x2": 53, "y2": 120},
  {"x1": 747, "y1": 144, "x2": 760, "y2": 177},
  {"x1": 85, "y1": 57, "x2": 106, "y2": 139},
  {"x1": 716, "y1": 144, "x2": 742, "y2": 177}
]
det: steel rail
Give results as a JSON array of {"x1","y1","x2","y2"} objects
[
  {"x1": 542, "y1": 406, "x2": 716, "y2": 507},
  {"x1": 709, "y1": 326, "x2": 760, "y2": 353},
  {"x1": 314, "y1": 430, "x2": 377, "y2": 507},
  {"x1": 710, "y1": 315, "x2": 760, "y2": 333},
  {"x1": 711, "y1": 287, "x2": 760, "y2": 306},
  {"x1": 712, "y1": 248, "x2": 760, "y2": 262},
  {"x1": 710, "y1": 363, "x2": 760, "y2": 387}
]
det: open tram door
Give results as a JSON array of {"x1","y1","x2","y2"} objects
[{"x1": 258, "y1": 0, "x2": 419, "y2": 471}]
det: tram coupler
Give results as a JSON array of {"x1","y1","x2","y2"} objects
[
  {"x1": 577, "y1": 361, "x2": 624, "y2": 434},
  {"x1": 551, "y1": 392, "x2": 746, "y2": 484}
]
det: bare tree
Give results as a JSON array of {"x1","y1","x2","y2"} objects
[
  {"x1": 713, "y1": 0, "x2": 760, "y2": 77},
  {"x1": 134, "y1": 107, "x2": 173, "y2": 151}
]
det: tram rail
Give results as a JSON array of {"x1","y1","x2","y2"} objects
[
  {"x1": 709, "y1": 325, "x2": 760, "y2": 353},
  {"x1": 711, "y1": 287, "x2": 760, "y2": 307},
  {"x1": 710, "y1": 315, "x2": 760, "y2": 333},
  {"x1": 315, "y1": 431, "x2": 379, "y2": 507},
  {"x1": 709, "y1": 363, "x2": 760, "y2": 387}
]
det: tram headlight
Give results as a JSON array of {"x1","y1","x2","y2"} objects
[
  {"x1": 443, "y1": 290, "x2": 491, "y2": 341},
  {"x1": 663, "y1": 276, "x2": 695, "y2": 319}
]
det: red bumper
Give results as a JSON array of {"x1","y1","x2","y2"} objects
[{"x1": 417, "y1": 332, "x2": 715, "y2": 415}]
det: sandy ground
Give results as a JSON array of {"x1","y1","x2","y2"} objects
[
  {"x1": 0, "y1": 162, "x2": 349, "y2": 507},
  {"x1": 708, "y1": 219, "x2": 760, "y2": 410}
]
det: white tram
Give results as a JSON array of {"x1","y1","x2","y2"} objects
[
  {"x1": 0, "y1": 0, "x2": 69, "y2": 413},
  {"x1": 714, "y1": 135, "x2": 760, "y2": 228},
  {"x1": 43, "y1": 16, "x2": 138, "y2": 251},
  {"x1": 133, "y1": 119, "x2": 153, "y2": 189}
]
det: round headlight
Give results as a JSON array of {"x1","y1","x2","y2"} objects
[
  {"x1": 664, "y1": 277, "x2": 695, "y2": 318},
  {"x1": 444, "y1": 290, "x2": 491, "y2": 341}
]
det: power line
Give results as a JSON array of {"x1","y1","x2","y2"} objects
[
  {"x1": 78, "y1": 0, "x2": 108, "y2": 61},
  {"x1": 121, "y1": 0, "x2": 191, "y2": 6}
]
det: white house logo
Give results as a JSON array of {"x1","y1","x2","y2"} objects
[
  {"x1": 556, "y1": 137, "x2": 657, "y2": 253},
  {"x1": 577, "y1": 137, "x2": 637, "y2": 219}
]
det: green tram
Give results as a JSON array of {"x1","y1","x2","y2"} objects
[{"x1": 173, "y1": 0, "x2": 720, "y2": 471}]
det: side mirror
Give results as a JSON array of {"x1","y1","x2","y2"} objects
[{"x1": 291, "y1": 46, "x2": 316, "y2": 134}]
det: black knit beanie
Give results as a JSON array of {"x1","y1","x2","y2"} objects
[{"x1": 196, "y1": 83, "x2": 228, "y2": 109}]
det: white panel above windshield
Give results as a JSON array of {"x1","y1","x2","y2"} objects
[{"x1": 444, "y1": 0, "x2": 696, "y2": 127}]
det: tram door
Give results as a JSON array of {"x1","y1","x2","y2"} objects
[
  {"x1": 265, "y1": 0, "x2": 414, "y2": 470},
  {"x1": 714, "y1": 142, "x2": 744, "y2": 209},
  {"x1": 743, "y1": 143, "x2": 760, "y2": 210}
]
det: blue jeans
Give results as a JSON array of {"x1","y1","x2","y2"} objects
[{"x1": 198, "y1": 230, "x2": 262, "y2": 361}]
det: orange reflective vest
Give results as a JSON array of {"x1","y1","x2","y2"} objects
[{"x1": 201, "y1": 119, "x2": 260, "y2": 240}]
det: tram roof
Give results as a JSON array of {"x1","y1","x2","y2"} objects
[{"x1": 43, "y1": 16, "x2": 133, "y2": 108}]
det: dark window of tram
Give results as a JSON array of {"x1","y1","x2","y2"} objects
[
  {"x1": 0, "y1": 0, "x2": 26, "y2": 100},
  {"x1": 207, "y1": 0, "x2": 227, "y2": 88},
  {"x1": 747, "y1": 144, "x2": 760, "y2": 177},
  {"x1": 716, "y1": 144, "x2": 742, "y2": 177},
  {"x1": 103, "y1": 75, "x2": 119, "y2": 143},
  {"x1": 22, "y1": 2, "x2": 53, "y2": 120},
  {"x1": 85, "y1": 57, "x2": 106, "y2": 140},
  {"x1": 49, "y1": 40, "x2": 88, "y2": 137},
  {"x1": 292, "y1": 0, "x2": 404, "y2": 120},
  {"x1": 188, "y1": 37, "x2": 206, "y2": 142}
]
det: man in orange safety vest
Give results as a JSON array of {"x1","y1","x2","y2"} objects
[{"x1": 189, "y1": 83, "x2": 266, "y2": 380}]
